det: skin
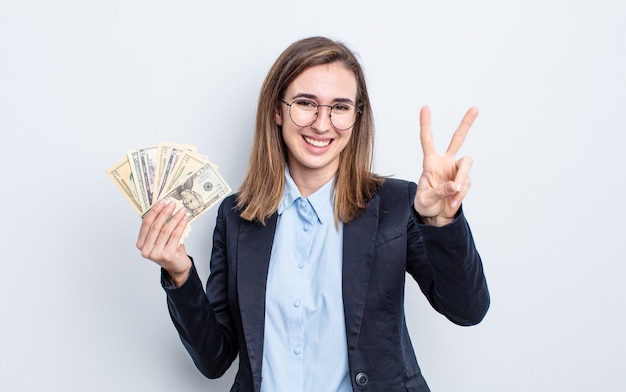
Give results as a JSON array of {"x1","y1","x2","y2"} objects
[
  {"x1": 137, "y1": 200, "x2": 191, "y2": 286},
  {"x1": 277, "y1": 63, "x2": 357, "y2": 197},
  {"x1": 136, "y1": 62, "x2": 479, "y2": 286},
  {"x1": 415, "y1": 105, "x2": 479, "y2": 226}
]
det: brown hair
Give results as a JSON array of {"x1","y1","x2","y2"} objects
[{"x1": 236, "y1": 36, "x2": 383, "y2": 224}]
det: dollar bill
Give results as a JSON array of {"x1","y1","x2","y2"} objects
[
  {"x1": 137, "y1": 145, "x2": 158, "y2": 206},
  {"x1": 127, "y1": 149, "x2": 149, "y2": 212},
  {"x1": 160, "y1": 150, "x2": 211, "y2": 199},
  {"x1": 147, "y1": 162, "x2": 231, "y2": 224},
  {"x1": 105, "y1": 157, "x2": 144, "y2": 216},
  {"x1": 153, "y1": 143, "x2": 171, "y2": 202},
  {"x1": 153, "y1": 142, "x2": 199, "y2": 199},
  {"x1": 153, "y1": 143, "x2": 199, "y2": 201},
  {"x1": 107, "y1": 142, "x2": 230, "y2": 245}
]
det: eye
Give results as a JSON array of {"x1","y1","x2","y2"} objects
[
  {"x1": 332, "y1": 103, "x2": 351, "y2": 112},
  {"x1": 293, "y1": 99, "x2": 317, "y2": 110}
]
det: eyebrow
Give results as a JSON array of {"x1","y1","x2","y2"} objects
[{"x1": 289, "y1": 93, "x2": 356, "y2": 105}]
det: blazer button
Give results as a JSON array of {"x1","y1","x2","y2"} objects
[{"x1": 355, "y1": 372, "x2": 369, "y2": 387}]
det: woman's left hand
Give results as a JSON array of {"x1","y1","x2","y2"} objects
[{"x1": 414, "y1": 106, "x2": 479, "y2": 226}]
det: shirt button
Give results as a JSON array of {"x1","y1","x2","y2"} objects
[
  {"x1": 298, "y1": 262, "x2": 304, "y2": 269},
  {"x1": 304, "y1": 225, "x2": 310, "y2": 231},
  {"x1": 294, "y1": 346, "x2": 302, "y2": 355},
  {"x1": 355, "y1": 372, "x2": 368, "y2": 387},
  {"x1": 300, "y1": 201, "x2": 306, "y2": 208},
  {"x1": 293, "y1": 299, "x2": 301, "y2": 307}
]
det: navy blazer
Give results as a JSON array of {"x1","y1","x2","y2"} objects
[{"x1": 163, "y1": 178, "x2": 490, "y2": 391}]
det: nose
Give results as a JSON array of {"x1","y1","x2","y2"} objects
[{"x1": 311, "y1": 105, "x2": 333, "y2": 132}]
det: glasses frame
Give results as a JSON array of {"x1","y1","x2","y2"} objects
[{"x1": 279, "y1": 98, "x2": 361, "y2": 131}]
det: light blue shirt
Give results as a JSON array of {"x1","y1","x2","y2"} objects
[{"x1": 261, "y1": 169, "x2": 351, "y2": 392}]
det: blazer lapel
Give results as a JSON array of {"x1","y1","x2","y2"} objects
[
  {"x1": 342, "y1": 194, "x2": 380, "y2": 360},
  {"x1": 237, "y1": 214, "x2": 278, "y2": 387}
]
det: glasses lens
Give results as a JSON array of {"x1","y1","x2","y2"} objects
[
  {"x1": 289, "y1": 99, "x2": 318, "y2": 127},
  {"x1": 329, "y1": 103, "x2": 357, "y2": 130},
  {"x1": 288, "y1": 99, "x2": 357, "y2": 130}
]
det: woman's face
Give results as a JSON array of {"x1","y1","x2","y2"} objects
[{"x1": 276, "y1": 62, "x2": 357, "y2": 182}]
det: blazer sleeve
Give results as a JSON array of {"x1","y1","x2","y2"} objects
[
  {"x1": 406, "y1": 182, "x2": 490, "y2": 326},
  {"x1": 161, "y1": 198, "x2": 238, "y2": 378}
]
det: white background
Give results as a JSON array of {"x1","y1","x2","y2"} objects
[{"x1": 2, "y1": 0, "x2": 625, "y2": 390}]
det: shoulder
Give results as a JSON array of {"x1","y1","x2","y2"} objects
[
  {"x1": 221, "y1": 193, "x2": 238, "y2": 209},
  {"x1": 216, "y1": 193, "x2": 240, "y2": 220},
  {"x1": 362, "y1": 177, "x2": 417, "y2": 223},
  {"x1": 378, "y1": 177, "x2": 414, "y2": 191},
  {"x1": 217, "y1": 193, "x2": 274, "y2": 225},
  {"x1": 375, "y1": 177, "x2": 417, "y2": 203}
]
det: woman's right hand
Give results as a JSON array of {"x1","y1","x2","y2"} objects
[{"x1": 136, "y1": 199, "x2": 192, "y2": 287}]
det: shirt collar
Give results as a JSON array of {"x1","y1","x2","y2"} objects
[{"x1": 277, "y1": 167, "x2": 335, "y2": 225}]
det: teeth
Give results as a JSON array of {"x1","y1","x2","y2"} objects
[{"x1": 304, "y1": 136, "x2": 331, "y2": 147}]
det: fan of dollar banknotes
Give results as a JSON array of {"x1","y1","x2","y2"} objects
[{"x1": 106, "y1": 142, "x2": 231, "y2": 243}]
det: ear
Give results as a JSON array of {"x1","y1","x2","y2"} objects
[{"x1": 275, "y1": 105, "x2": 283, "y2": 126}]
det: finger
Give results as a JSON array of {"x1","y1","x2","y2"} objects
[
  {"x1": 156, "y1": 207, "x2": 188, "y2": 251},
  {"x1": 159, "y1": 210, "x2": 190, "y2": 278},
  {"x1": 137, "y1": 199, "x2": 166, "y2": 249},
  {"x1": 167, "y1": 209, "x2": 190, "y2": 249},
  {"x1": 453, "y1": 156, "x2": 474, "y2": 188},
  {"x1": 446, "y1": 106, "x2": 479, "y2": 156},
  {"x1": 419, "y1": 106, "x2": 436, "y2": 155},
  {"x1": 153, "y1": 203, "x2": 186, "y2": 257},
  {"x1": 432, "y1": 180, "x2": 460, "y2": 200},
  {"x1": 140, "y1": 201, "x2": 177, "y2": 258},
  {"x1": 450, "y1": 176, "x2": 472, "y2": 210},
  {"x1": 447, "y1": 156, "x2": 473, "y2": 208}
]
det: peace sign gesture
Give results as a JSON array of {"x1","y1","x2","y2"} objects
[{"x1": 414, "y1": 106, "x2": 479, "y2": 226}]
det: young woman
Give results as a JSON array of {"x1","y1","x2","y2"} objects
[{"x1": 137, "y1": 36, "x2": 490, "y2": 392}]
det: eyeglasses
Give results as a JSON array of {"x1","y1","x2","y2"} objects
[{"x1": 279, "y1": 98, "x2": 360, "y2": 131}]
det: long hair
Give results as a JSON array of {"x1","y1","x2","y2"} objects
[{"x1": 236, "y1": 36, "x2": 383, "y2": 224}]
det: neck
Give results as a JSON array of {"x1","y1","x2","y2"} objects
[{"x1": 288, "y1": 165, "x2": 336, "y2": 198}]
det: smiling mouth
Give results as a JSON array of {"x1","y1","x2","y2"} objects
[{"x1": 304, "y1": 136, "x2": 332, "y2": 148}]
